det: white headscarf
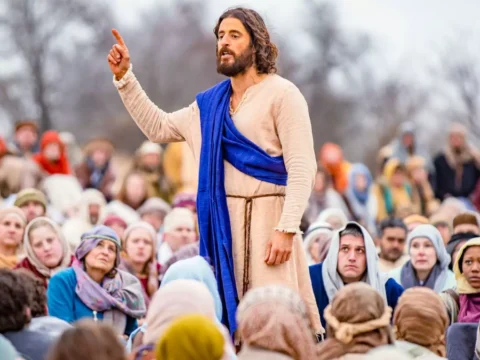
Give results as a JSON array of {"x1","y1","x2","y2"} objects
[
  {"x1": 322, "y1": 221, "x2": 388, "y2": 302},
  {"x1": 24, "y1": 216, "x2": 72, "y2": 278},
  {"x1": 317, "y1": 208, "x2": 349, "y2": 230},
  {"x1": 303, "y1": 221, "x2": 333, "y2": 265}
]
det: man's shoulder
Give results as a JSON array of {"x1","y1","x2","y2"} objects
[{"x1": 267, "y1": 74, "x2": 301, "y2": 93}]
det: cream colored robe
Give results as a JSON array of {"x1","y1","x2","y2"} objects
[{"x1": 114, "y1": 66, "x2": 322, "y2": 333}]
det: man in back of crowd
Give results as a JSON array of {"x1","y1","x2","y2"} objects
[
  {"x1": 14, "y1": 188, "x2": 47, "y2": 223},
  {"x1": 9, "y1": 120, "x2": 39, "y2": 158},
  {"x1": 309, "y1": 222, "x2": 404, "y2": 327},
  {"x1": 157, "y1": 208, "x2": 197, "y2": 266},
  {"x1": 376, "y1": 218, "x2": 409, "y2": 272},
  {"x1": 0, "y1": 269, "x2": 55, "y2": 360}
]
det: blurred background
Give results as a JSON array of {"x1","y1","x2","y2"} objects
[{"x1": 0, "y1": 0, "x2": 479, "y2": 169}]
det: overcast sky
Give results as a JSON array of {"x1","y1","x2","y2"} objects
[{"x1": 115, "y1": 0, "x2": 480, "y2": 70}]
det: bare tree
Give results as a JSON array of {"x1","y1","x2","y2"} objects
[
  {"x1": 0, "y1": 0, "x2": 111, "y2": 132},
  {"x1": 436, "y1": 39, "x2": 480, "y2": 139}
]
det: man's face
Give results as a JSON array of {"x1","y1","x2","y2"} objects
[
  {"x1": 88, "y1": 203, "x2": 101, "y2": 225},
  {"x1": 379, "y1": 227, "x2": 407, "y2": 262},
  {"x1": 402, "y1": 133, "x2": 414, "y2": 149},
  {"x1": 164, "y1": 225, "x2": 196, "y2": 252},
  {"x1": 91, "y1": 149, "x2": 110, "y2": 168},
  {"x1": 216, "y1": 17, "x2": 254, "y2": 77},
  {"x1": 20, "y1": 201, "x2": 45, "y2": 223},
  {"x1": 15, "y1": 127, "x2": 38, "y2": 150},
  {"x1": 337, "y1": 234, "x2": 367, "y2": 284},
  {"x1": 449, "y1": 132, "x2": 465, "y2": 152}
]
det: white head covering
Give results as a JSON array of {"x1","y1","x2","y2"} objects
[
  {"x1": 406, "y1": 224, "x2": 451, "y2": 292},
  {"x1": 163, "y1": 208, "x2": 195, "y2": 233},
  {"x1": 317, "y1": 208, "x2": 349, "y2": 230},
  {"x1": 303, "y1": 221, "x2": 333, "y2": 265},
  {"x1": 24, "y1": 216, "x2": 72, "y2": 278},
  {"x1": 322, "y1": 221, "x2": 388, "y2": 302}
]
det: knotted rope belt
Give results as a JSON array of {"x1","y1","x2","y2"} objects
[{"x1": 226, "y1": 193, "x2": 285, "y2": 296}]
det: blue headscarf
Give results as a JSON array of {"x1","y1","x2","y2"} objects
[
  {"x1": 161, "y1": 256, "x2": 223, "y2": 322},
  {"x1": 347, "y1": 163, "x2": 373, "y2": 205}
]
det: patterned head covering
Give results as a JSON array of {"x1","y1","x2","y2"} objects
[{"x1": 75, "y1": 225, "x2": 121, "y2": 266}]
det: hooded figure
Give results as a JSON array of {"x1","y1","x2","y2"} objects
[
  {"x1": 373, "y1": 158, "x2": 413, "y2": 221},
  {"x1": 391, "y1": 122, "x2": 432, "y2": 169},
  {"x1": 319, "y1": 142, "x2": 351, "y2": 194},
  {"x1": 32, "y1": 130, "x2": 71, "y2": 175},
  {"x1": 309, "y1": 222, "x2": 404, "y2": 328},
  {"x1": 316, "y1": 282, "x2": 394, "y2": 360},
  {"x1": 343, "y1": 163, "x2": 377, "y2": 233},
  {"x1": 303, "y1": 221, "x2": 333, "y2": 265},
  {"x1": 389, "y1": 224, "x2": 455, "y2": 293},
  {"x1": 62, "y1": 189, "x2": 107, "y2": 251}
]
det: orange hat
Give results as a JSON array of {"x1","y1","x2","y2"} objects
[{"x1": 40, "y1": 130, "x2": 65, "y2": 151}]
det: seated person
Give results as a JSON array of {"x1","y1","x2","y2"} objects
[
  {"x1": 441, "y1": 238, "x2": 480, "y2": 324},
  {"x1": 390, "y1": 224, "x2": 456, "y2": 293},
  {"x1": 309, "y1": 222, "x2": 404, "y2": 328}
]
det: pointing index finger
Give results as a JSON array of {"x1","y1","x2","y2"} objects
[{"x1": 112, "y1": 29, "x2": 126, "y2": 46}]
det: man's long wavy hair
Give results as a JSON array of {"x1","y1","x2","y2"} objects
[{"x1": 214, "y1": 8, "x2": 278, "y2": 75}]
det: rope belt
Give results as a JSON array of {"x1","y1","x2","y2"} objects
[{"x1": 226, "y1": 193, "x2": 285, "y2": 296}]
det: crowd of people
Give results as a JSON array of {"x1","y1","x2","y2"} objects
[{"x1": 1, "y1": 116, "x2": 480, "y2": 358}]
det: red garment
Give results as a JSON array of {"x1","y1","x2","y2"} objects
[
  {"x1": 0, "y1": 136, "x2": 7, "y2": 156},
  {"x1": 32, "y1": 130, "x2": 71, "y2": 175},
  {"x1": 15, "y1": 255, "x2": 75, "y2": 289}
]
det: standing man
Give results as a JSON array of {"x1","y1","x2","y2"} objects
[{"x1": 108, "y1": 8, "x2": 321, "y2": 334}]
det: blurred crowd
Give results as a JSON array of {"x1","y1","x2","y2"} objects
[{"x1": 1, "y1": 118, "x2": 480, "y2": 359}]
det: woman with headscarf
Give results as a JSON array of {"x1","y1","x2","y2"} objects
[
  {"x1": 393, "y1": 287, "x2": 448, "y2": 359},
  {"x1": 373, "y1": 158, "x2": 413, "y2": 222},
  {"x1": 317, "y1": 282, "x2": 394, "y2": 360},
  {"x1": 237, "y1": 285, "x2": 317, "y2": 360},
  {"x1": 303, "y1": 221, "x2": 333, "y2": 265},
  {"x1": 15, "y1": 217, "x2": 73, "y2": 288},
  {"x1": 441, "y1": 238, "x2": 480, "y2": 324},
  {"x1": 316, "y1": 208, "x2": 348, "y2": 231},
  {"x1": 132, "y1": 280, "x2": 234, "y2": 360},
  {"x1": 32, "y1": 130, "x2": 71, "y2": 175},
  {"x1": 116, "y1": 171, "x2": 149, "y2": 211},
  {"x1": 406, "y1": 156, "x2": 439, "y2": 217},
  {"x1": 119, "y1": 222, "x2": 160, "y2": 306},
  {"x1": 343, "y1": 163, "x2": 377, "y2": 233},
  {"x1": 155, "y1": 315, "x2": 225, "y2": 360},
  {"x1": 389, "y1": 224, "x2": 455, "y2": 293},
  {"x1": 0, "y1": 207, "x2": 26, "y2": 269},
  {"x1": 47, "y1": 225, "x2": 146, "y2": 336}
]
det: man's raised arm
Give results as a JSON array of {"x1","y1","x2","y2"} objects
[{"x1": 108, "y1": 29, "x2": 196, "y2": 144}]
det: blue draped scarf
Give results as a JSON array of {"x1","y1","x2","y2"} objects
[{"x1": 196, "y1": 79, "x2": 288, "y2": 334}]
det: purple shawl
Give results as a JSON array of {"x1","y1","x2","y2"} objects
[
  {"x1": 458, "y1": 294, "x2": 480, "y2": 323},
  {"x1": 73, "y1": 226, "x2": 146, "y2": 322}
]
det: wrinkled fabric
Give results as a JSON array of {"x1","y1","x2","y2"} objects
[
  {"x1": 237, "y1": 285, "x2": 317, "y2": 360},
  {"x1": 393, "y1": 287, "x2": 448, "y2": 357}
]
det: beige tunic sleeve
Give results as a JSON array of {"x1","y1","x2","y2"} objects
[
  {"x1": 113, "y1": 65, "x2": 197, "y2": 143},
  {"x1": 274, "y1": 85, "x2": 317, "y2": 233}
]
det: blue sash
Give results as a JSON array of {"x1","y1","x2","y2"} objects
[{"x1": 196, "y1": 79, "x2": 287, "y2": 334}]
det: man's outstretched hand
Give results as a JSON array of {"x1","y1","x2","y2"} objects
[
  {"x1": 108, "y1": 29, "x2": 131, "y2": 81},
  {"x1": 264, "y1": 231, "x2": 294, "y2": 265}
]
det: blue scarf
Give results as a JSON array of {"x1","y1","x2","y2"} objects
[{"x1": 196, "y1": 79, "x2": 287, "y2": 334}]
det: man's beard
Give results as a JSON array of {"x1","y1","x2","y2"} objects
[
  {"x1": 216, "y1": 46, "x2": 254, "y2": 77},
  {"x1": 381, "y1": 248, "x2": 403, "y2": 262}
]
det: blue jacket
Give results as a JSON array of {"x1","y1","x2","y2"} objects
[
  {"x1": 309, "y1": 262, "x2": 404, "y2": 328},
  {"x1": 47, "y1": 268, "x2": 138, "y2": 336}
]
